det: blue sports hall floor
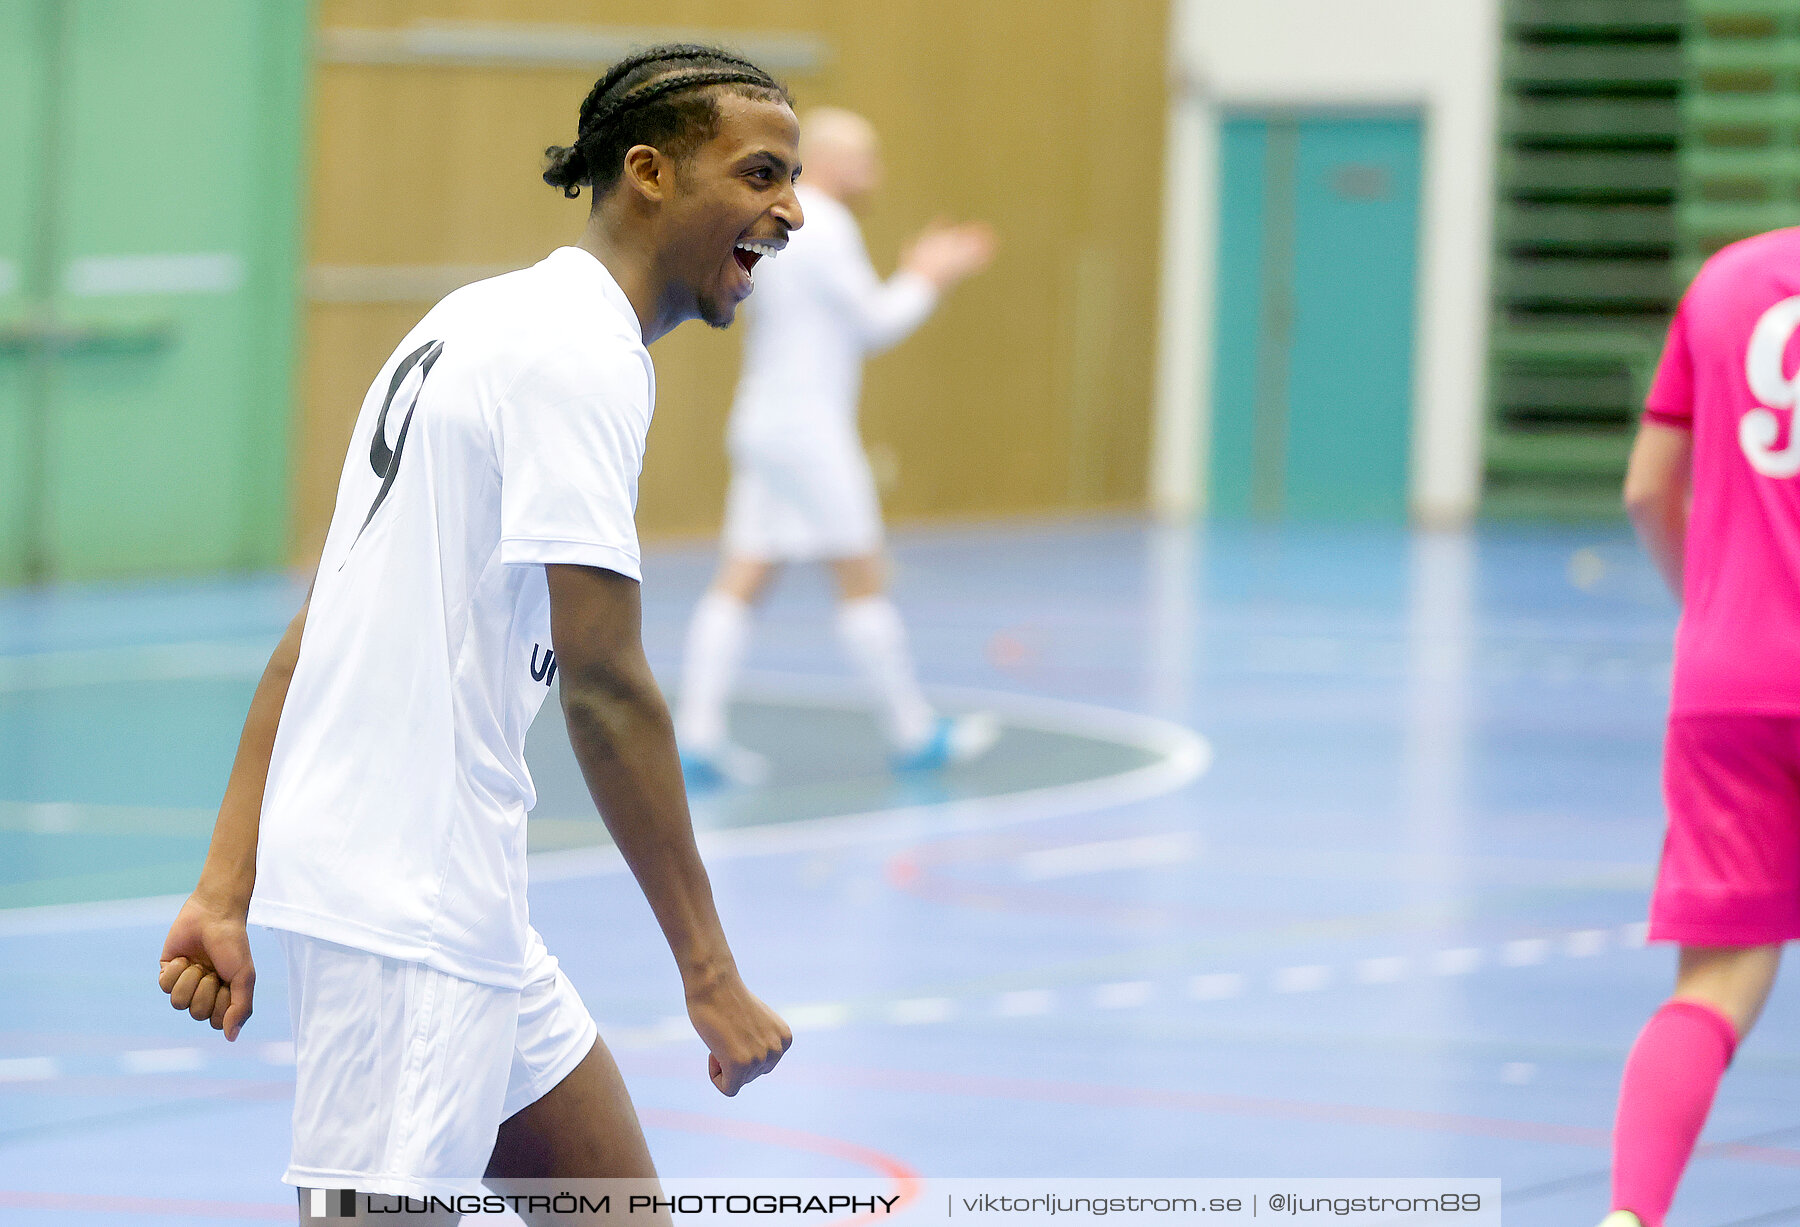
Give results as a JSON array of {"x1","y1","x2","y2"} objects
[{"x1": 0, "y1": 517, "x2": 1795, "y2": 1225}]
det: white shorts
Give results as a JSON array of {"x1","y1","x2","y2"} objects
[
  {"x1": 722, "y1": 432, "x2": 884, "y2": 563},
  {"x1": 278, "y1": 926, "x2": 597, "y2": 1197}
]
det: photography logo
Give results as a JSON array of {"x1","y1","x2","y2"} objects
[{"x1": 302, "y1": 1189, "x2": 357, "y2": 1219}]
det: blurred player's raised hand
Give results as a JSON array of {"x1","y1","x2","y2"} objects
[
  {"x1": 686, "y1": 972, "x2": 793, "y2": 1096},
  {"x1": 158, "y1": 892, "x2": 256, "y2": 1041},
  {"x1": 901, "y1": 220, "x2": 997, "y2": 290}
]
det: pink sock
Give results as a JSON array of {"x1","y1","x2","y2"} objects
[{"x1": 1612, "y1": 999, "x2": 1738, "y2": 1227}]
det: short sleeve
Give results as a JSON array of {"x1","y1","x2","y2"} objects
[
  {"x1": 497, "y1": 346, "x2": 651, "y2": 580},
  {"x1": 1644, "y1": 298, "x2": 1695, "y2": 428}
]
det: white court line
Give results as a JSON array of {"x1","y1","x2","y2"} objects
[
  {"x1": 996, "y1": 989, "x2": 1056, "y2": 1017},
  {"x1": 0, "y1": 893, "x2": 187, "y2": 938},
  {"x1": 1189, "y1": 973, "x2": 1243, "y2": 1001},
  {"x1": 0, "y1": 911, "x2": 1678, "y2": 1072},
  {"x1": 1502, "y1": 938, "x2": 1550, "y2": 967},
  {"x1": 594, "y1": 920, "x2": 1664, "y2": 1044},
  {"x1": 529, "y1": 673, "x2": 1212, "y2": 880},
  {"x1": 1017, "y1": 832, "x2": 1200, "y2": 881},
  {"x1": 607, "y1": 1017, "x2": 693, "y2": 1050},
  {"x1": 889, "y1": 997, "x2": 956, "y2": 1026},
  {"x1": 0, "y1": 639, "x2": 276, "y2": 694},
  {"x1": 1565, "y1": 929, "x2": 1609, "y2": 958},
  {"x1": 781, "y1": 1003, "x2": 850, "y2": 1032},
  {"x1": 0, "y1": 654, "x2": 1211, "y2": 931},
  {"x1": 1093, "y1": 981, "x2": 1155, "y2": 1009},
  {"x1": 119, "y1": 1047, "x2": 205, "y2": 1074},
  {"x1": 1357, "y1": 956, "x2": 1409, "y2": 984},
  {"x1": 0, "y1": 639, "x2": 1672, "y2": 1056},
  {"x1": 1431, "y1": 947, "x2": 1482, "y2": 976},
  {"x1": 1272, "y1": 965, "x2": 1332, "y2": 993},
  {"x1": 0, "y1": 1057, "x2": 58, "y2": 1082}
]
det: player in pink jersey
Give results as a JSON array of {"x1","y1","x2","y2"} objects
[{"x1": 1601, "y1": 226, "x2": 1800, "y2": 1227}]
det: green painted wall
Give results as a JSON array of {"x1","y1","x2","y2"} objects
[
  {"x1": 0, "y1": 3, "x2": 52, "y2": 583},
  {"x1": 0, "y1": 1, "x2": 308, "y2": 584}
]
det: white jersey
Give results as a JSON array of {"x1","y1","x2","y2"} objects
[
  {"x1": 729, "y1": 186, "x2": 936, "y2": 448},
  {"x1": 249, "y1": 247, "x2": 653, "y2": 988}
]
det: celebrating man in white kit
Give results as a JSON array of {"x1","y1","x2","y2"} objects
[{"x1": 676, "y1": 107, "x2": 997, "y2": 786}]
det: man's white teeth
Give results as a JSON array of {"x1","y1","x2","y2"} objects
[{"x1": 735, "y1": 240, "x2": 778, "y2": 258}]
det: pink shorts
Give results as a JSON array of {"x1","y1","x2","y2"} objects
[{"x1": 1651, "y1": 714, "x2": 1800, "y2": 946}]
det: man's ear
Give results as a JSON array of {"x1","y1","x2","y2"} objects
[{"x1": 620, "y1": 144, "x2": 668, "y2": 204}]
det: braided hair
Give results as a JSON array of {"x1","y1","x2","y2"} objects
[{"x1": 544, "y1": 44, "x2": 791, "y2": 199}]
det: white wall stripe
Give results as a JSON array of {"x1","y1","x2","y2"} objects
[
  {"x1": 306, "y1": 263, "x2": 519, "y2": 303},
  {"x1": 65, "y1": 253, "x2": 244, "y2": 297},
  {"x1": 318, "y1": 22, "x2": 829, "y2": 74}
]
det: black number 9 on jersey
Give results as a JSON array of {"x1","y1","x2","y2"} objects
[{"x1": 343, "y1": 340, "x2": 444, "y2": 563}]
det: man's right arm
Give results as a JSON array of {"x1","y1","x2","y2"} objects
[
  {"x1": 816, "y1": 217, "x2": 994, "y2": 352},
  {"x1": 157, "y1": 592, "x2": 310, "y2": 1040}
]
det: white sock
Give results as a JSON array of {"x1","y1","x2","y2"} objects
[
  {"x1": 835, "y1": 595, "x2": 935, "y2": 750},
  {"x1": 676, "y1": 591, "x2": 751, "y2": 752}
]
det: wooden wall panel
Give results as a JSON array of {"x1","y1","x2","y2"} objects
[{"x1": 296, "y1": 0, "x2": 1168, "y2": 561}]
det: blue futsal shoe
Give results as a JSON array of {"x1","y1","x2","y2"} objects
[
  {"x1": 892, "y1": 712, "x2": 1001, "y2": 772},
  {"x1": 679, "y1": 741, "x2": 770, "y2": 789}
]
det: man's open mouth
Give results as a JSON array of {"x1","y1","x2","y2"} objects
[{"x1": 733, "y1": 239, "x2": 779, "y2": 278}]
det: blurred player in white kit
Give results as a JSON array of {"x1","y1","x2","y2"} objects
[{"x1": 676, "y1": 108, "x2": 997, "y2": 786}]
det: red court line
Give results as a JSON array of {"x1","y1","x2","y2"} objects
[
  {"x1": 1, "y1": 1112, "x2": 923, "y2": 1222},
  {"x1": 748, "y1": 1063, "x2": 1800, "y2": 1167},
  {"x1": 886, "y1": 850, "x2": 1215, "y2": 928},
  {"x1": 642, "y1": 1107, "x2": 921, "y2": 1224},
  {"x1": 1703, "y1": 1141, "x2": 1800, "y2": 1169},
  {"x1": 0, "y1": 1189, "x2": 288, "y2": 1219}
]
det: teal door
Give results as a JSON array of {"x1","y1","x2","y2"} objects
[
  {"x1": 0, "y1": 1, "x2": 308, "y2": 584},
  {"x1": 1209, "y1": 114, "x2": 1422, "y2": 521}
]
